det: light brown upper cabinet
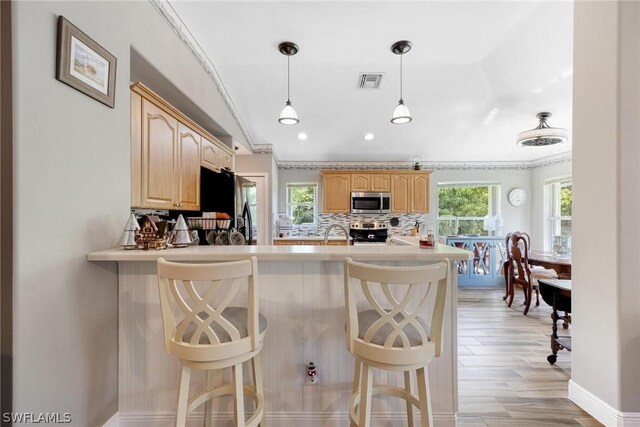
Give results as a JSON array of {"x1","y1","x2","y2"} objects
[
  {"x1": 370, "y1": 173, "x2": 391, "y2": 192},
  {"x1": 202, "y1": 136, "x2": 233, "y2": 172},
  {"x1": 201, "y1": 137, "x2": 219, "y2": 171},
  {"x1": 390, "y1": 172, "x2": 430, "y2": 213},
  {"x1": 351, "y1": 173, "x2": 370, "y2": 192},
  {"x1": 137, "y1": 98, "x2": 178, "y2": 210},
  {"x1": 322, "y1": 173, "x2": 351, "y2": 213},
  {"x1": 391, "y1": 174, "x2": 411, "y2": 213},
  {"x1": 321, "y1": 170, "x2": 429, "y2": 214},
  {"x1": 351, "y1": 173, "x2": 391, "y2": 192},
  {"x1": 410, "y1": 173, "x2": 429, "y2": 213},
  {"x1": 130, "y1": 82, "x2": 234, "y2": 210},
  {"x1": 177, "y1": 123, "x2": 201, "y2": 211}
]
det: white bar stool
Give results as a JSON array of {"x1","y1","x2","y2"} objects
[
  {"x1": 343, "y1": 257, "x2": 450, "y2": 427},
  {"x1": 157, "y1": 257, "x2": 266, "y2": 427}
]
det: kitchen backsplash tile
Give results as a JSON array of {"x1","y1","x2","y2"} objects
[{"x1": 275, "y1": 213, "x2": 428, "y2": 238}]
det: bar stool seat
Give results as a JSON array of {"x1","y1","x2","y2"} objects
[
  {"x1": 344, "y1": 258, "x2": 450, "y2": 427},
  {"x1": 157, "y1": 257, "x2": 266, "y2": 427}
]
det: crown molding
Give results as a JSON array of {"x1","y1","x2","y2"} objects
[
  {"x1": 149, "y1": 0, "x2": 255, "y2": 151},
  {"x1": 278, "y1": 152, "x2": 572, "y2": 170}
]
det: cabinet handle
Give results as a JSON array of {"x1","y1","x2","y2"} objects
[{"x1": 173, "y1": 203, "x2": 178, "y2": 207}]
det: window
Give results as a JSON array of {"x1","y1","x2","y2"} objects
[
  {"x1": 437, "y1": 182, "x2": 501, "y2": 236},
  {"x1": 544, "y1": 177, "x2": 572, "y2": 250},
  {"x1": 286, "y1": 183, "x2": 317, "y2": 225}
]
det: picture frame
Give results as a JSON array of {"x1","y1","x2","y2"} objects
[{"x1": 56, "y1": 16, "x2": 117, "y2": 108}]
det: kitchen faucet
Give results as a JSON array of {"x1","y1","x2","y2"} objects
[{"x1": 323, "y1": 224, "x2": 350, "y2": 246}]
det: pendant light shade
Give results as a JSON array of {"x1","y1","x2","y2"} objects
[
  {"x1": 390, "y1": 40, "x2": 413, "y2": 124},
  {"x1": 278, "y1": 42, "x2": 299, "y2": 125},
  {"x1": 279, "y1": 100, "x2": 299, "y2": 125},
  {"x1": 517, "y1": 112, "x2": 568, "y2": 146},
  {"x1": 392, "y1": 100, "x2": 412, "y2": 124}
]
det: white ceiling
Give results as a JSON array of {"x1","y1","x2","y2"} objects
[{"x1": 169, "y1": 1, "x2": 573, "y2": 162}]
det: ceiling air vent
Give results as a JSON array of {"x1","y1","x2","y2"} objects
[{"x1": 357, "y1": 73, "x2": 384, "y2": 89}]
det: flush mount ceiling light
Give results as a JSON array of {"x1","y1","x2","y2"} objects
[
  {"x1": 297, "y1": 132, "x2": 308, "y2": 140},
  {"x1": 516, "y1": 112, "x2": 568, "y2": 146},
  {"x1": 390, "y1": 40, "x2": 413, "y2": 125},
  {"x1": 278, "y1": 41, "x2": 299, "y2": 125}
]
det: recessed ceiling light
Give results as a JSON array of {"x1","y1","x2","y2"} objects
[
  {"x1": 364, "y1": 133, "x2": 375, "y2": 141},
  {"x1": 297, "y1": 132, "x2": 308, "y2": 140}
]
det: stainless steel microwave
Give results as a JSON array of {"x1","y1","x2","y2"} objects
[{"x1": 351, "y1": 192, "x2": 391, "y2": 214}]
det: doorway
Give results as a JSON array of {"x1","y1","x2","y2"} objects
[{"x1": 237, "y1": 173, "x2": 268, "y2": 245}]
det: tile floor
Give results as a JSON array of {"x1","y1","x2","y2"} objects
[{"x1": 456, "y1": 286, "x2": 602, "y2": 427}]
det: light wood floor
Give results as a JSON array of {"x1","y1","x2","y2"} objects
[{"x1": 457, "y1": 287, "x2": 602, "y2": 427}]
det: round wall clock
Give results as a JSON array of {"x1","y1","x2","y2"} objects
[{"x1": 508, "y1": 188, "x2": 527, "y2": 207}]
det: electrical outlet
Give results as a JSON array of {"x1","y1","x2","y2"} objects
[{"x1": 305, "y1": 362, "x2": 319, "y2": 386}]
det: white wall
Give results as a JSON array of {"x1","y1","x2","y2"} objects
[
  {"x1": 530, "y1": 161, "x2": 572, "y2": 251},
  {"x1": 571, "y1": 0, "x2": 640, "y2": 416},
  {"x1": 14, "y1": 2, "x2": 247, "y2": 425}
]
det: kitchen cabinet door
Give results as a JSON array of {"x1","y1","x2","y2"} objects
[
  {"x1": 201, "y1": 137, "x2": 219, "y2": 171},
  {"x1": 391, "y1": 174, "x2": 410, "y2": 213},
  {"x1": 371, "y1": 173, "x2": 391, "y2": 192},
  {"x1": 322, "y1": 174, "x2": 351, "y2": 213},
  {"x1": 218, "y1": 151, "x2": 233, "y2": 171},
  {"x1": 140, "y1": 99, "x2": 177, "y2": 209},
  {"x1": 177, "y1": 123, "x2": 201, "y2": 211},
  {"x1": 351, "y1": 173, "x2": 370, "y2": 192},
  {"x1": 410, "y1": 173, "x2": 429, "y2": 213}
]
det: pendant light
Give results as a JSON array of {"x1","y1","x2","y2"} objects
[
  {"x1": 278, "y1": 41, "x2": 299, "y2": 125},
  {"x1": 516, "y1": 112, "x2": 568, "y2": 146},
  {"x1": 391, "y1": 40, "x2": 413, "y2": 124}
]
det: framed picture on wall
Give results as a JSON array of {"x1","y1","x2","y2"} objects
[{"x1": 56, "y1": 16, "x2": 117, "y2": 108}]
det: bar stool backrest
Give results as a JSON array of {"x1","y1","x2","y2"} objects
[
  {"x1": 157, "y1": 257, "x2": 260, "y2": 363},
  {"x1": 344, "y1": 258, "x2": 450, "y2": 366}
]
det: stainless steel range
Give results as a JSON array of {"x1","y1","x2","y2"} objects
[{"x1": 349, "y1": 221, "x2": 388, "y2": 244}]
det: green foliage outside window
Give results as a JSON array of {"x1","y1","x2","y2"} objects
[
  {"x1": 287, "y1": 185, "x2": 316, "y2": 225},
  {"x1": 560, "y1": 185, "x2": 572, "y2": 216},
  {"x1": 438, "y1": 186, "x2": 490, "y2": 236},
  {"x1": 560, "y1": 184, "x2": 572, "y2": 235}
]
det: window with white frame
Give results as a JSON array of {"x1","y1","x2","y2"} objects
[
  {"x1": 286, "y1": 183, "x2": 317, "y2": 225},
  {"x1": 544, "y1": 177, "x2": 572, "y2": 251},
  {"x1": 437, "y1": 182, "x2": 501, "y2": 236}
]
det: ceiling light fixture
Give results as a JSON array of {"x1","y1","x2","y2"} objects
[
  {"x1": 364, "y1": 133, "x2": 375, "y2": 141},
  {"x1": 278, "y1": 41, "x2": 299, "y2": 125},
  {"x1": 297, "y1": 132, "x2": 308, "y2": 140},
  {"x1": 390, "y1": 40, "x2": 413, "y2": 124},
  {"x1": 516, "y1": 112, "x2": 568, "y2": 147}
]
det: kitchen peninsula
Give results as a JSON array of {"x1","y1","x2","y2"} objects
[{"x1": 88, "y1": 244, "x2": 470, "y2": 426}]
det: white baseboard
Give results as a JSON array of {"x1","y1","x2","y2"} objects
[
  {"x1": 102, "y1": 412, "x2": 119, "y2": 427},
  {"x1": 115, "y1": 411, "x2": 456, "y2": 427},
  {"x1": 569, "y1": 380, "x2": 640, "y2": 427}
]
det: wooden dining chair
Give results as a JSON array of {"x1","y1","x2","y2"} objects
[
  {"x1": 505, "y1": 232, "x2": 557, "y2": 315},
  {"x1": 502, "y1": 232, "x2": 531, "y2": 302}
]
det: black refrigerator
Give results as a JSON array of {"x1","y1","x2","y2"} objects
[{"x1": 200, "y1": 167, "x2": 256, "y2": 245}]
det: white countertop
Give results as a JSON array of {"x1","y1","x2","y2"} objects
[{"x1": 87, "y1": 243, "x2": 471, "y2": 262}]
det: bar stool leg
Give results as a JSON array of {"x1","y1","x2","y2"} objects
[
  {"x1": 203, "y1": 370, "x2": 214, "y2": 427},
  {"x1": 232, "y1": 363, "x2": 245, "y2": 427},
  {"x1": 358, "y1": 364, "x2": 373, "y2": 427},
  {"x1": 404, "y1": 370, "x2": 414, "y2": 427},
  {"x1": 176, "y1": 365, "x2": 191, "y2": 427},
  {"x1": 416, "y1": 367, "x2": 433, "y2": 427},
  {"x1": 351, "y1": 360, "x2": 362, "y2": 427},
  {"x1": 251, "y1": 354, "x2": 264, "y2": 426}
]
